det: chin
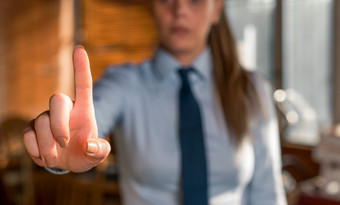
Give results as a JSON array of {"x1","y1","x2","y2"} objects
[{"x1": 166, "y1": 42, "x2": 194, "y2": 55}]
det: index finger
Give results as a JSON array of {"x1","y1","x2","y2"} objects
[{"x1": 73, "y1": 45, "x2": 93, "y2": 107}]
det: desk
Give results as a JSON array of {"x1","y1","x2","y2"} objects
[
  {"x1": 298, "y1": 177, "x2": 340, "y2": 205},
  {"x1": 281, "y1": 142, "x2": 319, "y2": 181},
  {"x1": 281, "y1": 142, "x2": 320, "y2": 204}
]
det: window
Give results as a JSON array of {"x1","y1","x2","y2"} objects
[
  {"x1": 226, "y1": 0, "x2": 277, "y2": 82},
  {"x1": 226, "y1": 0, "x2": 337, "y2": 145},
  {"x1": 282, "y1": 0, "x2": 334, "y2": 126}
]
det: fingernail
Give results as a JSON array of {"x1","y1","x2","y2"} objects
[
  {"x1": 86, "y1": 139, "x2": 98, "y2": 155},
  {"x1": 58, "y1": 137, "x2": 68, "y2": 148},
  {"x1": 76, "y1": 45, "x2": 84, "y2": 50}
]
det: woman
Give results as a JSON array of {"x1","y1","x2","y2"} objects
[{"x1": 23, "y1": 0, "x2": 287, "y2": 204}]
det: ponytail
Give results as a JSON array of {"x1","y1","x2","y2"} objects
[{"x1": 209, "y1": 9, "x2": 260, "y2": 148}]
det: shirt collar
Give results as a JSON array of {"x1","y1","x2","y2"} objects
[{"x1": 153, "y1": 46, "x2": 213, "y2": 81}]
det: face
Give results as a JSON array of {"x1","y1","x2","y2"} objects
[{"x1": 153, "y1": 0, "x2": 223, "y2": 57}]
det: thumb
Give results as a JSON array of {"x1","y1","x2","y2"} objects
[{"x1": 85, "y1": 138, "x2": 111, "y2": 164}]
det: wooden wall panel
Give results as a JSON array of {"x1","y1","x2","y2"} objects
[
  {"x1": 1, "y1": 0, "x2": 62, "y2": 120},
  {"x1": 1, "y1": 0, "x2": 157, "y2": 120},
  {"x1": 81, "y1": 0, "x2": 158, "y2": 80},
  {"x1": 0, "y1": 1, "x2": 8, "y2": 120}
]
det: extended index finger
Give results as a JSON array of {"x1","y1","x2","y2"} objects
[{"x1": 73, "y1": 45, "x2": 93, "y2": 107}]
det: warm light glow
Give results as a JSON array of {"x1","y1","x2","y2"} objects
[
  {"x1": 274, "y1": 89, "x2": 286, "y2": 102},
  {"x1": 286, "y1": 111, "x2": 299, "y2": 124},
  {"x1": 334, "y1": 124, "x2": 340, "y2": 137},
  {"x1": 326, "y1": 181, "x2": 340, "y2": 195}
]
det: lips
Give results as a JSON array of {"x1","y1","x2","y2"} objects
[{"x1": 171, "y1": 26, "x2": 189, "y2": 35}]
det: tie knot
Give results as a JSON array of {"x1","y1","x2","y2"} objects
[{"x1": 177, "y1": 67, "x2": 194, "y2": 83}]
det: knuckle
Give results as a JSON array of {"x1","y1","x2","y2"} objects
[
  {"x1": 35, "y1": 111, "x2": 50, "y2": 127},
  {"x1": 32, "y1": 157, "x2": 46, "y2": 167},
  {"x1": 50, "y1": 93, "x2": 73, "y2": 108},
  {"x1": 23, "y1": 131, "x2": 35, "y2": 148},
  {"x1": 23, "y1": 119, "x2": 35, "y2": 135},
  {"x1": 27, "y1": 149, "x2": 40, "y2": 159},
  {"x1": 40, "y1": 152, "x2": 56, "y2": 165},
  {"x1": 23, "y1": 130, "x2": 32, "y2": 144},
  {"x1": 50, "y1": 93, "x2": 66, "y2": 104},
  {"x1": 39, "y1": 142, "x2": 55, "y2": 156},
  {"x1": 44, "y1": 154, "x2": 58, "y2": 168},
  {"x1": 49, "y1": 94, "x2": 73, "y2": 122},
  {"x1": 23, "y1": 131, "x2": 41, "y2": 158}
]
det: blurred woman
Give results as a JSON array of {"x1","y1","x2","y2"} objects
[{"x1": 23, "y1": 0, "x2": 287, "y2": 204}]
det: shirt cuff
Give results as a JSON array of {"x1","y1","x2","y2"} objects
[{"x1": 45, "y1": 167, "x2": 70, "y2": 175}]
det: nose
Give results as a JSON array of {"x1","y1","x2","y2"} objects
[{"x1": 173, "y1": 0, "x2": 187, "y2": 17}]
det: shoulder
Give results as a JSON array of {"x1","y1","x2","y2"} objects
[
  {"x1": 93, "y1": 60, "x2": 154, "y2": 105},
  {"x1": 95, "y1": 59, "x2": 154, "y2": 86},
  {"x1": 247, "y1": 72, "x2": 275, "y2": 112},
  {"x1": 247, "y1": 72, "x2": 273, "y2": 96},
  {"x1": 247, "y1": 71, "x2": 276, "y2": 124}
]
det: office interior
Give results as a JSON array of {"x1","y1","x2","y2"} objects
[{"x1": 0, "y1": 0, "x2": 340, "y2": 204}]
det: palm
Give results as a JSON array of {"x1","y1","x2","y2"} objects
[{"x1": 58, "y1": 108, "x2": 97, "y2": 172}]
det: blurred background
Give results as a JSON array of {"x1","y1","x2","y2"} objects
[{"x1": 0, "y1": 0, "x2": 339, "y2": 204}]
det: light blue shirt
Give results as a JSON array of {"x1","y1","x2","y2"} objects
[{"x1": 92, "y1": 47, "x2": 287, "y2": 205}]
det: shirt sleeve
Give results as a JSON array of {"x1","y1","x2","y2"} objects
[
  {"x1": 45, "y1": 167, "x2": 70, "y2": 175},
  {"x1": 246, "y1": 75, "x2": 287, "y2": 205}
]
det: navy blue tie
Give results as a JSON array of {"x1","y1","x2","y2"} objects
[{"x1": 178, "y1": 68, "x2": 208, "y2": 205}]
